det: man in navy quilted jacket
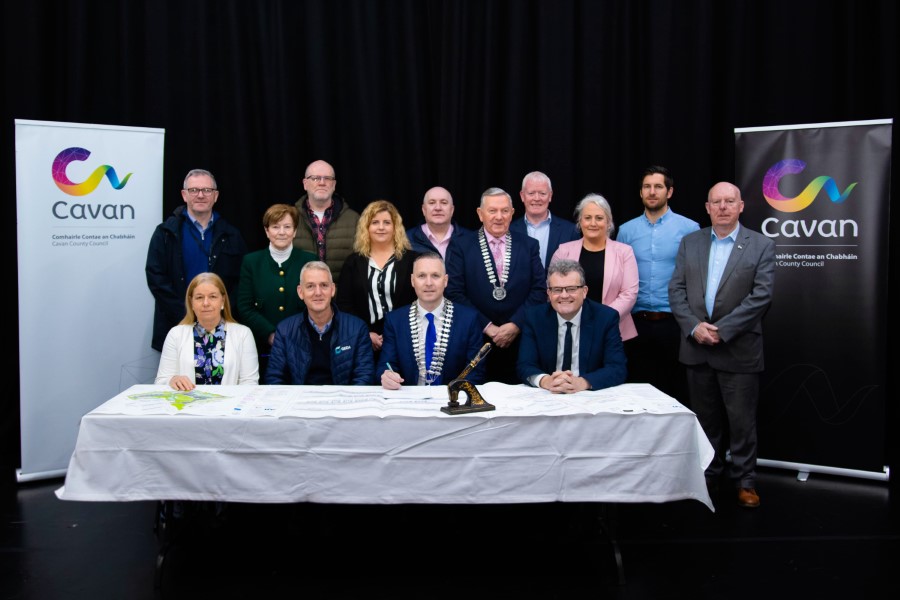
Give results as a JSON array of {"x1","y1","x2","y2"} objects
[{"x1": 265, "y1": 261, "x2": 374, "y2": 385}]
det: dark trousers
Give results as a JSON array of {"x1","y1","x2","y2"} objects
[
  {"x1": 625, "y1": 315, "x2": 689, "y2": 406},
  {"x1": 484, "y1": 335, "x2": 521, "y2": 385},
  {"x1": 686, "y1": 364, "x2": 759, "y2": 488}
]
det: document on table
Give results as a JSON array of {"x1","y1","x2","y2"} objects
[
  {"x1": 382, "y1": 386, "x2": 448, "y2": 400},
  {"x1": 281, "y1": 386, "x2": 448, "y2": 418},
  {"x1": 478, "y1": 382, "x2": 584, "y2": 415},
  {"x1": 477, "y1": 382, "x2": 691, "y2": 416},
  {"x1": 82, "y1": 383, "x2": 688, "y2": 419},
  {"x1": 88, "y1": 387, "x2": 232, "y2": 416},
  {"x1": 88, "y1": 385, "x2": 299, "y2": 417},
  {"x1": 577, "y1": 383, "x2": 691, "y2": 415}
]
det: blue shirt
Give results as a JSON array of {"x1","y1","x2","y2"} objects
[
  {"x1": 307, "y1": 313, "x2": 333, "y2": 339},
  {"x1": 524, "y1": 214, "x2": 552, "y2": 266},
  {"x1": 705, "y1": 224, "x2": 740, "y2": 319},
  {"x1": 616, "y1": 208, "x2": 699, "y2": 312}
]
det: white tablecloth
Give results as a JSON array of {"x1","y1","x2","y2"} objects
[{"x1": 56, "y1": 383, "x2": 714, "y2": 510}]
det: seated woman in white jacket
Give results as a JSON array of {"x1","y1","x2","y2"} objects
[{"x1": 155, "y1": 272, "x2": 259, "y2": 389}]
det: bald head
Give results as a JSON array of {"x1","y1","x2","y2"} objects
[
  {"x1": 422, "y1": 186, "x2": 454, "y2": 229},
  {"x1": 305, "y1": 160, "x2": 335, "y2": 178},
  {"x1": 302, "y1": 160, "x2": 337, "y2": 209},
  {"x1": 705, "y1": 181, "x2": 744, "y2": 237},
  {"x1": 423, "y1": 186, "x2": 452, "y2": 204},
  {"x1": 708, "y1": 181, "x2": 741, "y2": 201}
]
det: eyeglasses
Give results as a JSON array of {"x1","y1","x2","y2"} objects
[
  {"x1": 548, "y1": 285, "x2": 585, "y2": 296},
  {"x1": 184, "y1": 188, "x2": 217, "y2": 196},
  {"x1": 305, "y1": 175, "x2": 336, "y2": 183}
]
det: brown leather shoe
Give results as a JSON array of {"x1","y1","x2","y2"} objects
[{"x1": 737, "y1": 487, "x2": 760, "y2": 508}]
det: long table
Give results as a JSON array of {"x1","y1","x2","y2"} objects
[{"x1": 56, "y1": 382, "x2": 714, "y2": 511}]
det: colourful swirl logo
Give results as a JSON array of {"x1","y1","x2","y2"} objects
[
  {"x1": 762, "y1": 159, "x2": 856, "y2": 213},
  {"x1": 51, "y1": 147, "x2": 133, "y2": 196}
]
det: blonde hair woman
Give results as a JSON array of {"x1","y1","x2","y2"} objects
[
  {"x1": 155, "y1": 272, "x2": 259, "y2": 389},
  {"x1": 336, "y1": 200, "x2": 419, "y2": 352}
]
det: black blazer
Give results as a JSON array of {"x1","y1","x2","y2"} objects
[{"x1": 336, "y1": 250, "x2": 420, "y2": 335}]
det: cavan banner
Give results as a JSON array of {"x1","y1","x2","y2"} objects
[
  {"x1": 15, "y1": 120, "x2": 164, "y2": 481},
  {"x1": 735, "y1": 119, "x2": 891, "y2": 478}
]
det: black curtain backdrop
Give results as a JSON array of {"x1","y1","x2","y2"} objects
[{"x1": 3, "y1": 0, "x2": 898, "y2": 486}]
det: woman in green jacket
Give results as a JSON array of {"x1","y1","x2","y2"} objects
[{"x1": 238, "y1": 204, "x2": 317, "y2": 375}]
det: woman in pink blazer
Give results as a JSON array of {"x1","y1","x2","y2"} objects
[{"x1": 551, "y1": 194, "x2": 638, "y2": 341}]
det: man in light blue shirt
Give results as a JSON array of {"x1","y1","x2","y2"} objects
[
  {"x1": 705, "y1": 227, "x2": 738, "y2": 318},
  {"x1": 616, "y1": 166, "x2": 699, "y2": 404}
]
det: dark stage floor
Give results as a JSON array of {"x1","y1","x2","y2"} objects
[{"x1": 2, "y1": 468, "x2": 898, "y2": 599}]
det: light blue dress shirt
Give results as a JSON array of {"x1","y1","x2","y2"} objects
[
  {"x1": 704, "y1": 224, "x2": 740, "y2": 318},
  {"x1": 525, "y1": 215, "x2": 552, "y2": 266},
  {"x1": 616, "y1": 208, "x2": 699, "y2": 312}
]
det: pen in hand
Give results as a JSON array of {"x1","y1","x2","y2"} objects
[{"x1": 382, "y1": 363, "x2": 404, "y2": 389}]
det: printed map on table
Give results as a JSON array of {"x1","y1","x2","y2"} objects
[
  {"x1": 90, "y1": 386, "x2": 298, "y2": 417},
  {"x1": 127, "y1": 389, "x2": 227, "y2": 410}
]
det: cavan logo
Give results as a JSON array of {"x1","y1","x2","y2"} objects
[
  {"x1": 51, "y1": 147, "x2": 132, "y2": 196},
  {"x1": 762, "y1": 159, "x2": 857, "y2": 213},
  {"x1": 50, "y1": 147, "x2": 136, "y2": 220},
  {"x1": 761, "y1": 159, "x2": 858, "y2": 239}
]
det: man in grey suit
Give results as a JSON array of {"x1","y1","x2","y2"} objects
[{"x1": 669, "y1": 182, "x2": 775, "y2": 509}]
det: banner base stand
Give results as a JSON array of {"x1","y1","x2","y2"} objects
[
  {"x1": 17, "y1": 468, "x2": 67, "y2": 484},
  {"x1": 757, "y1": 458, "x2": 889, "y2": 483}
]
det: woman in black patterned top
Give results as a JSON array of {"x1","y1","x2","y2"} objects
[{"x1": 337, "y1": 200, "x2": 419, "y2": 353}]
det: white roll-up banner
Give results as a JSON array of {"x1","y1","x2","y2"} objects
[{"x1": 15, "y1": 119, "x2": 164, "y2": 481}]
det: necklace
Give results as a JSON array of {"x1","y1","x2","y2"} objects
[
  {"x1": 478, "y1": 229, "x2": 511, "y2": 300},
  {"x1": 409, "y1": 300, "x2": 453, "y2": 385}
]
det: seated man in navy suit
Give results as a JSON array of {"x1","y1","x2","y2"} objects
[
  {"x1": 518, "y1": 259, "x2": 626, "y2": 392},
  {"x1": 446, "y1": 187, "x2": 546, "y2": 384},
  {"x1": 378, "y1": 252, "x2": 486, "y2": 388},
  {"x1": 266, "y1": 261, "x2": 374, "y2": 385}
]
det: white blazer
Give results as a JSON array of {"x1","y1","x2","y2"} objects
[{"x1": 155, "y1": 322, "x2": 260, "y2": 386}]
